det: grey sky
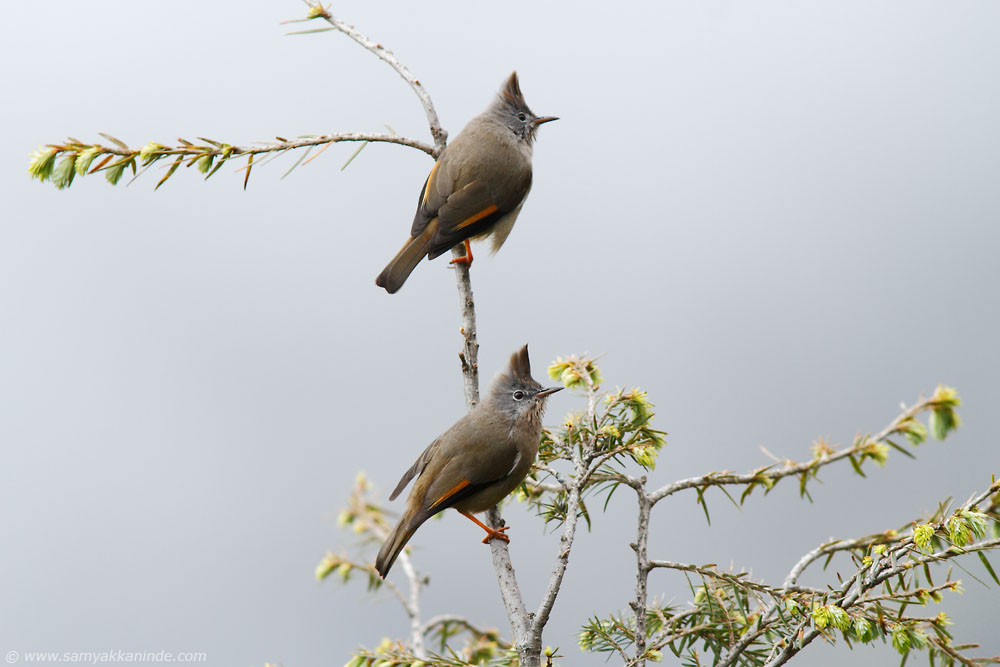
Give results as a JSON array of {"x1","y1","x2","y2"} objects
[{"x1": 3, "y1": 1, "x2": 999, "y2": 665}]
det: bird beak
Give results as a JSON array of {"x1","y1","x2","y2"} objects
[
  {"x1": 536, "y1": 386, "x2": 564, "y2": 397},
  {"x1": 534, "y1": 116, "x2": 559, "y2": 126}
]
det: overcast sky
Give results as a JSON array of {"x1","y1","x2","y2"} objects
[{"x1": 3, "y1": 1, "x2": 999, "y2": 665}]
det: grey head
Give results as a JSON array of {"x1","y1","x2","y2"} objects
[
  {"x1": 486, "y1": 72, "x2": 558, "y2": 144},
  {"x1": 488, "y1": 344, "x2": 563, "y2": 425}
]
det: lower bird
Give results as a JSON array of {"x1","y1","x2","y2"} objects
[{"x1": 374, "y1": 345, "x2": 562, "y2": 578}]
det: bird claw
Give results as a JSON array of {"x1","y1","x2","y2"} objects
[
  {"x1": 481, "y1": 524, "x2": 510, "y2": 544},
  {"x1": 449, "y1": 240, "x2": 474, "y2": 266}
]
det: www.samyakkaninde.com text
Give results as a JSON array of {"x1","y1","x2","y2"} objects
[{"x1": 6, "y1": 651, "x2": 207, "y2": 664}]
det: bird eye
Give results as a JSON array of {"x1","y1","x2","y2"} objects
[
  {"x1": 517, "y1": 112, "x2": 527, "y2": 122},
  {"x1": 512, "y1": 390, "x2": 526, "y2": 401}
]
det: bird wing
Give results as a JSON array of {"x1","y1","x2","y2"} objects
[
  {"x1": 425, "y1": 181, "x2": 507, "y2": 259},
  {"x1": 388, "y1": 437, "x2": 441, "y2": 501},
  {"x1": 419, "y1": 420, "x2": 520, "y2": 513},
  {"x1": 409, "y1": 153, "x2": 527, "y2": 260}
]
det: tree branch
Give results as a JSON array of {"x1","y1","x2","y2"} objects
[{"x1": 304, "y1": 2, "x2": 447, "y2": 151}]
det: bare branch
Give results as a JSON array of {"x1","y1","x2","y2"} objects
[{"x1": 305, "y1": 2, "x2": 447, "y2": 151}]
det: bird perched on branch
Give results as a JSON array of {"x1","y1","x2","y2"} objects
[
  {"x1": 375, "y1": 345, "x2": 562, "y2": 578},
  {"x1": 375, "y1": 72, "x2": 557, "y2": 293}
]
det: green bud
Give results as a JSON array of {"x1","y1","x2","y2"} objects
[
  {"x1": 632, "y1": 444, "x2": 658, "y2": 470},
  {"x1": 28, "y1": 146, "x2": 59, "y2": 181},
  {"x1": 947, "y1": 516, "x2": 972, "y2": 547},
  {"x1": 961, "y1": 510, "x2": 989, "y2": 539},
  {"x1": 75, "y1": 146, "x2": 103, "y2": 175},
  {"x1": 855, "y1": 617, "x2": 874, "y2": 642},
  {"x1": 862, "y1": 441, "x2": 890, "y2": 466},
  {"x1": 828, "y1": 605, "x2": 850, "y2": 631},
  {"x1": 913, "y1": 524, "x2": 934, "y2": 552},
  {"x1": 931, "y1": 384, "x2": 961, "y2": 408},
  {"x1": 811, "y1": 605, "x2": 831, "y2": 629},
  {"x1": 315, "y1": 553, "x2": 340, "y2": 581},
  {"x1": 139, "y1": 142, "x2": 166, "y2": 164},
  {"x1": 899, "y1": 418, "x2": 927, "y2": 446},
  {"x1": 547, "y1": 355, "x2": 602, "y2": 390},
  {"x1": 891, "y1": 625, "x2": 910, "y2": 654}
]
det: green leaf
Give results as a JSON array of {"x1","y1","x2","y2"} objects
[
  {"x1": 849, "y1": 454, "x2": 866, "y2": 477},
  {"x1": 900, "y1": 418, "x2": 927, "y2": 446},
  {"x1": 696, "y1": 487, "x2": 711, "y2": 526},
  {"x1": 105, "y1": 158, "x2": 130, "y2": 185},
  {"x1": 798, "y1": 470, "x2": 814, "y2": 502},
  {"x1": 342, "y1": 140, "x2": 370, "y2": 170},
  {"x1": 155, "y1": 156, "x2": 184, "y2": 190},
  {"x1": 51, "y1": 154, "x2": 77, "y2": 189},
  {"x1": 886, "y1": 438, "x2": 916, "y2": 459},
  {"x1": 928, "y1": 400, "x2": 961, "y2": 440},
  {"x1": 195, "y1": 153, "x2": 215, "y2": 174},
  {"x1": 978, "y1": 551, "x2": 1000, "y2": 586}
]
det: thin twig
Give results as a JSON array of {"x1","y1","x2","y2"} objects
[
  {"x1": 648, "y1": 396, "x2": 935, "y2": 504},
  {"x1": 305, "y1": 2, "x2": 447, "y2": 151}
]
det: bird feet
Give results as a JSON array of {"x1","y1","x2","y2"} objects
[
  {"x1": 480, "y1": 524, "x2": 510, "y2": 545},
  {"x1": 449, "y1": 239, "x2": 474, "y2": 266},
  {"x1": 459, "y1": 509, "x2": 510, "y2": 544}
]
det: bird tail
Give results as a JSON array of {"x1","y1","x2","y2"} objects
[
  {"x1": 375, "y1": 221, "x2": 437, "y2": 294},
  {"x1": 375, "y1": 508, "x2": 423, "y2": 578}
]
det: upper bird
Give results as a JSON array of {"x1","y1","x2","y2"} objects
[
  {"x1": 375, "y1": 72, "x2": 557, "y2": 293},
  {"x1": 374, "y1": 345, "x2": 562, "y2": 578}
]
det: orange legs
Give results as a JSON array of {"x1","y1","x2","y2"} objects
[
  {"x1": 449, "y1": 239, "x2": 474, "y2": 266},
  {"x1": 459, "y1": 510, "x2": 510, "y2": 544}
]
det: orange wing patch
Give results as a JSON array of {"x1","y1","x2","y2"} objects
[
  {"x1": 455, "y1": 204, "x2": 500, "y2": 230},
  {"x1": 422, "y1": 160, "x2": 442, "y2": 206},
  {"x1": 431, "y1": 479, "x2": 470, "y2": 508}
]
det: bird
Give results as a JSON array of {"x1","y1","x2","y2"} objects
[
  {"x1": 375, "y1": 72, "x2": 557, "y2": 293},
  {"x1": 374, "y1": 345, "x2": 562, "y2": 578}
]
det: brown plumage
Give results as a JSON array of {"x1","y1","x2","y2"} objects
[
  {"x1": 375, "y1": 72, "x2": 557, "y2": 293},
  {"x1": 374, "y1": 345, "x2": 562, "y2": 578}
]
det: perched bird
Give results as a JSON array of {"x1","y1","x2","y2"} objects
[
  {"x1": 375, "y1": 345, "x2": 562, "y2": 578},
  {"x1": 375, "y1": 72, "x2": 557, "y2": 293}
]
